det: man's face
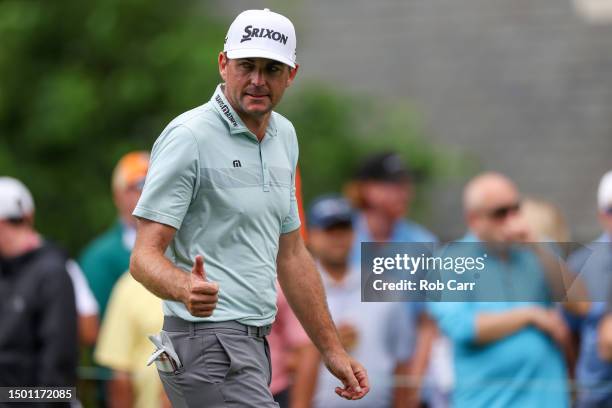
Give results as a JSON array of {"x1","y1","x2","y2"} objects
[
  {"x1": 219, "y1": 53, "x2": 298, "y2": 118},
  {"x1": 599, "y1": 207, "x2": 612, "y2": 236},
  {"x1": 362, "y1": 181, "x2": 411, "y2": 221},
  {"x1": 0, "y1": 220, "x2": 12, "y2": 257},
  {"x1": 0, "y1": 219, "x2": 26, "y2": 257},
  {"x1": 468, "y1": 188, "x2": 523, "y2": 243},
  {"x1": 309, "y1": 224, "x2": 354, "y2": 267},
  {"x1": 114, "y1": 182, "x2": 143, "y2": 226}
]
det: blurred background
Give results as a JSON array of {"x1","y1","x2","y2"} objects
[{"x1": 3, "y1": 0, "x2": 611, "y2": 253}]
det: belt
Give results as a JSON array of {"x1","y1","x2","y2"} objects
[{"x1": 162, "y1": 316, "x2": 272, "y2": 338}]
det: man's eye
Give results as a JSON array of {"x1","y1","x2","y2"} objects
[
  {"x1": 268, "y1": 65, "x2": 281, "y2": 73},
  {"x1": 240, "y1": 62, "x2": 253, "y2": 69}
]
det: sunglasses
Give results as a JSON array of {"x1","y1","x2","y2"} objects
[
  {"x1": 483, "y1": 202, "x2": 521, "y2": 221},
  {"x1": 4, "y1": 217, "x2": 26, "y2": 225}
]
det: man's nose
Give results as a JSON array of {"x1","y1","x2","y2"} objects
[{"x1": 250, "y1": 69, "x2": 266, "y2": 86}]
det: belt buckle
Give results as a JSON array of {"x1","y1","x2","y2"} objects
[
  {"x1": 259, "y1": 325, "x2": 270, "y2": 337},
  {"x1": 249, "y1": 325, "x2": 263, "y2": 337},
  {"x1": 247, "y1": 325, "x2": 269, "y2": 337}
]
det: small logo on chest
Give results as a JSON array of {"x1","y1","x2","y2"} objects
[{"x1": 232, "y1": 160, "x2": 242, "y2": 168}]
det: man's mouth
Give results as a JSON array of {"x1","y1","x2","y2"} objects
[{"x1": 245, "y1": 92, "x2": 269, "y2": 99}]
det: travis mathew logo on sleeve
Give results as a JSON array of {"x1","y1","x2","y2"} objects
[
  {"x1": 233, "y1": 160, "x2": 242, "y2": 168},
  {"x1": 240, "y1": 25, "x2": 289, "y2": 45},
  {"x1": 215, "y1": 94, "x2": 239, "y2": 128}
]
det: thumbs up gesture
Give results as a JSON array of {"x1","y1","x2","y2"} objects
[{"x1": 185, "y1": 255, "x2": 219, "y2": 318}]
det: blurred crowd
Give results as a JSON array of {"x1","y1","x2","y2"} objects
[{"x1": 1, "y1": 150, "x2": 611, "y2": 408}]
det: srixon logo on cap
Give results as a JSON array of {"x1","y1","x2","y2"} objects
[{"x1": 241, "y1": 25, "x2": 289, "y2": 45}]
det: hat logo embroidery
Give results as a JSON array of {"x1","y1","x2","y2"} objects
[{"x1": 241, "y1": 25, "x2": 289, "y2": 45}]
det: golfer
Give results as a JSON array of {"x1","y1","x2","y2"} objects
[{"x1": 130, "y1": 8, "x2": 370, "y2": 407}]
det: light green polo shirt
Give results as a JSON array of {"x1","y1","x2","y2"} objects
[{"x1": 134, "y1": 84, "x2": 301, "y2": 326}]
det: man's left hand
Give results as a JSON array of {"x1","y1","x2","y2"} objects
[{"x1": 323, "y1": 351, "x2": 370, "y2": 400}]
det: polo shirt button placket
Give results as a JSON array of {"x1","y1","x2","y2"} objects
[{"x1": 259, "y1": 143, "x2": 270, "y2": 193}]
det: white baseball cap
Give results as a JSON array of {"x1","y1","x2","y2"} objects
[
  {"x1": 0, "y1": 177, "x2": 35, "y2": 220},
  {"x1": 598, "y1": 170, "x2": 612, "y2": 210},
  {"x1": 224, "y1": 8, "x2": 297, "y2": 68}
]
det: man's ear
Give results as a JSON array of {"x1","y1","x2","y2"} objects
[
  {"x1": 286, "y1": 63, "x2": 299, "y2": 87},
  {"x1": 465, "y1": 211, "x2": 477, "y2": 231},
  {"x1": 218, "y1": 52, "x2": 228, "y2": 82}
]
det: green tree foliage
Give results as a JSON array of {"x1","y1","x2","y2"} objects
[
  {"x1": 280, "y1": 84, "x2": 450, "y2": 220},
  {"x1": 1, "y1": 1, "x2": 450, "y2": 254},
  {"x1": 0, "y1": 0, "x2": 224, "y2": 253}
]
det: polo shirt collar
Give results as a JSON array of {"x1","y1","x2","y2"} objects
[
  {"x1": 212, "y1": 84, "x2": 247, "y2": 133},
  {"x1": 211, "y1": 84, "x2": 278, "y2": 139}
]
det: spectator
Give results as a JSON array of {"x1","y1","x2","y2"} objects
[
  {"x1": 79, "y1": 151, "x2": 149, "y2": 405},
  {"x1": 568, "y1": 170, "x2": 612, "y2": 407},
  {"x1": 66, "y1": 258, "x2": 100, "y2": 346},
  {"x1": 94, "y1": 272, "x2": 167, "y2": 408},
  {"x1": 521, "y1": 198, "x2": 571, "y2": 243},
  {"x1": 0, "y1": 177, "x2": 77, "y2": 395},
  {"x1": 79, "y1": 151, "x2": 149, "y2": 319},
  {"x1": 301, "y1": 195, "x2": 414, "y2": 408},
  {"x1": 428, "y1": 172, "x2": 571, "y2": 408},
  {"x1": 345, "y1": 152, "x2": 439, "y2": 405},
  {"x1": 345, "y1": 151, "x2": 437, "y2": 265}
]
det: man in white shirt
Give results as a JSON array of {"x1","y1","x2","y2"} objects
[{"x1": 303, "y1": 195, "x2": 414, "y2": 408}]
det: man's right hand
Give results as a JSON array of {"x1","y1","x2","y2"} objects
[{"x1": 183, "y1": 255, "x2": 219, "y2": 317}]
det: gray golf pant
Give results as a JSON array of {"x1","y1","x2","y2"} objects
[{"x1": 154, "y1": 316, "x2": 279, "y2": 408}]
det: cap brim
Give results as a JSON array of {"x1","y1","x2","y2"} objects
[
  {"x1": 226, "y1": 48, "x2": 296, "y2": 68},
  {"x1": 356, "y1": 172, "x2": 412, "y2": 183},
  {"x1": 310, "y1": 215, "x2": 353, "y2": 230}
]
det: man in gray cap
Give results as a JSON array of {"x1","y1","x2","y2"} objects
[{"x1": 130, "y1": 8, "x2": 370, "y2": 407}]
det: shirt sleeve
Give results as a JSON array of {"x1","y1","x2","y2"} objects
[
  {"x1": 65, "y1": 259, "x2": 99, "y2": 316},
  {"x1": 133, "y1": 125, "x2": 200, "y2": 229},
  {"x1": 428, "y1": 302, "x2": 477, "y2": 345},
  {"x1": 280, "y1": 129, "x2": 301, "y2": 234},
  {"x1": 94, "y1": 274, "x2": 137, "y2": 372}
]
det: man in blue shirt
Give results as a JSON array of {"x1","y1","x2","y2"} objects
[
  {"x1": 429, "y1": 172, "x2": 571, "y2": 408},
  {"x1": 567, "y1": 170, "x2": 612, "y2": 407}
]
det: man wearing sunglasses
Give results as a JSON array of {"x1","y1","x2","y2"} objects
[{"x1": 428, "y1": 172, "x2": 571, "y2": 408}]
